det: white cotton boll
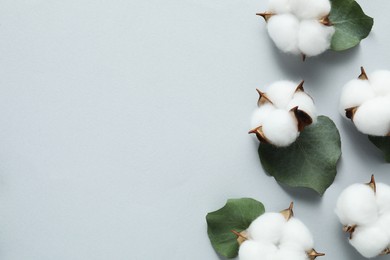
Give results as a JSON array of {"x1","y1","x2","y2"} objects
[
  {"x1": 291, "y1": 0, "x2": 331, "y2": 19},
  {"x1": 335, "y1": 184, "x2": 378, "y2": 226},
  {"x1": 267, "y1": 14, "x2": 300, "y2": 55},
  {"x1": 377, "y1": 213, "x2": 390, "y2": 238},
  {"x1": 262, "y1": 109, "x2": 299, "y2": 147},
  {"x1": 251, "y1": 103, "x2": 275, "y2": 129},
  {"x1": 271, "y1": 246, "x2": 309, "y2": 260},
  {"x1": 376, "y1": 183, "x2": 390, "y2": 214},
  {"x1": 239, "y1": 240, "x2": 262, "y2": 260},
  {"x1": 353, "y1": 97, "x2": 390, "y2": 136},
  {"x1": 247, "y1": 212, "x2": 287, "y2": 244},
  {"x1": 288, "y1": 92, "x2": 317, "y2": 123},
  {"x1": 265, "y1": 81, "x2": 298, "y2": 109},
  {"x1": 280, "y1": 217, "x2": 314, "y2": 251},
  {"x1": 370, "y1": 70, "x2": 390, "y2": 96},
  {"x1": 268, "y1": 0, "x2": 293, "y2": 14},
  {"x1": 339, "y1": 79, "x2": 375, "y2": 117},
  {"x1": 349, "y1": 224, "x2": 390, "y2": 258},
  {"x1": 298, "y1": 20, "x2": 335, "y2": 57},
  {"x1": 239, "y1": 240, "x2": 278, "y2": 260}
]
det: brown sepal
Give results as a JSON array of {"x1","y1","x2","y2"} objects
[
  {"x1": 345, "y1": 106, "x2": 358, "y2": 121},
  {"x1": 295, "y1": 80, "x2": 305, "y2": 92},
  {"x1": 256, "y1": 12, "x2": 274, "y2": 22},
  {"x1": 280, "y1": 202, "x2": 294, "y2": 221},
  {"x1": 290, "y1": 106, "x2": 313, "y2": 132},
  {"x1": 367, "y1": 174, "x2": 376, "y2": 193},
  {"x1": 319, "y1": 15, "x2": 332, "y2": 26},
  {"x1": 248, "y1": 126, "x2": 269, "y2": 144},
  {"x1": 256, "y1": 89, "x2": 273, "y2": 106},
  {"x1": 358, "y1": 66, "x2": 368, "y2": 80},
  {"x1": 343, "y1": 225, "x2": 357, "y2": 239},
  {"x1": 307, "y1": 249, "x2": 325, "y2": 260}
]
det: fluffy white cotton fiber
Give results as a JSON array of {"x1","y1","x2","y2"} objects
[
  {"x1": 352, "y1": 97, "x2": 390, "y2": 136},
  {"x1": 271, "y1": 247, "x2": 309, "y2": 260},
  {"x1": 292, "y1": 0, "x2": 331, "y2": 19},
  {"x1": 268, "y1": 0, "x2": 293, "y2": 14},
  {"x1": 298, "y1": 20, "x2": 335, "y2": 57},
  {"x1": 262, "y1": 109, "x2": 299, "y2": 147},
  {"x1": 242, "y1": 210, "x2": 317, "y2": 260},
  {"x1": 250, "y1": 103, "x2": 275, "y2": 129},
  {"x1": 339, "y1": 79, "x2": 375, "y2": 117},
  {"x1": 370, "y1": 70, "x2": 390, "y2": 96},
  {"x1": 339, "y1": 69, "x2": 390, "y2": 136},
  {"x1": 280, "y1": 218, "x2": 314, "y2": 251},
  {"x1": 349, "y1": 224, "x2": 390, "y2": 258},
  {"x1": 267, "y1": 14, "x2": 300, "y2": 55},
  {"x1": 335, "y1": 184, "x2": 378, "y2": 226},
  {"x1": 247, "y1": 212, "x2": 287, "y2": 243},
  {"x1": 265, "y1": 81, "x2": 298, "y2": 109},
  {"x1": 263, "y1": 0, "x2": 334, "y2": 56},
  {"x1": 376, "y1": 183, "x2": 390, "y2": 214},
  {"x1": 250, "y1": 80, "x2": 316, "y2": 147},
  {"x1": 335, "y1": 179, "x2": 390, "y2": 258},
  {"x1": 239, "y1": 240, "x2": 277, "y2": 260}
]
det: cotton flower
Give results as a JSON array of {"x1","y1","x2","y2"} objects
[
  {"x1": 249, "y1": 80, "x2": 317, "y2": 147},
  {"x1": 237, "y1": 203, "x2": 324, "y2": 260},
  {"x1": 339, "y1": 67, "x2": 390, "y2": 136},
  {"x1": 335, "y1": 175, "x2": 390, "y2": 258},
  {"x1": 258, "y1": 0, "x2": 335, "y2": 58}
]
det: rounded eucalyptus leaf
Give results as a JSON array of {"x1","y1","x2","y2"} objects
[
  {"x1": 258, "y1": 116, "x2": 341, "y2": 195},
  {"x1": 206, "y1": 198, "x2": 265, "y2": 258},
  {"x1": 368, "y1": 136, "x2": 390, "y2": 163},
  {"x1": 329, "y1": 0, "x2": 373, "y2": 51}
]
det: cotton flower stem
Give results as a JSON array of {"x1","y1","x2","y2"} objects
[
  {"x1": 280, "y1": 202, "x2": 294, "y2": 221},
  {"x1": 307, "y1": 249, "x2": 325, "y2": 259},
  {"x1": 256, "y1": 12, "x2": 274, "y2": 22},
  {"x1": 358, "y1": 66, "x2": 368, "y2": 80},
  {"x1": 367, "y1": 174, "x2": 376, "y2": 193},
  {"x1": 256, "y1": 89, "x2": 273, "y2": 106},
  {"x1": 230, "y1": 230, "x2": 248, "y2": 245}
]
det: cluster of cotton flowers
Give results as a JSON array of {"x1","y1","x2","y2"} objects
[
  {"x1": 339, "y1": 67, "x2": 390, "y2": 136},
  {"x1": 258, "y1": 0, "x2": 335, "y2": 58},
  {"x1": 237, "y1": 203, "x2": 324, "y2": 260},
  {"x1": 249, "y1": 80, "x2": 317, "y2": 147},
  {"x1": 335, "y1": 175, "x2": 390, "y2": 258}
]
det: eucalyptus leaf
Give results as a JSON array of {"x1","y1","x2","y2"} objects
[
  {"x1": 329, "y1": 0, "x2": 373, "y2": 51},
  {"x1": 258, "y1": 116, "x2": 341, "y2": 195},
  {"x1": 368, "y1": 136, "x2": 390, "y2": 163},
  {"x1": 206, "y1": 198, "x2": 265, "y2": 258}
]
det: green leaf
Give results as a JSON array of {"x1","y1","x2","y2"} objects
[
  {"x1": 329, "y1": 0, "x2": 373, "y2": 51},
  {"x1": 258, "y1": 116, "x2": 341, "y2": 195},
  {"x1": 368, "y1": 136, "x2": 390, "y2": 163},
  {"x1": 206, "y1": 198, "x2": 265, "y2": 258}
]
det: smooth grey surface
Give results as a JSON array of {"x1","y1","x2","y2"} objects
[{"x1": 0, "y1": 0, "x2": 389, "y2": 259}]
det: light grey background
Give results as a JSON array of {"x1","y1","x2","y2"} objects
[{"x1": 0, "y1": 0, "x2": 389, "y2": 259}]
